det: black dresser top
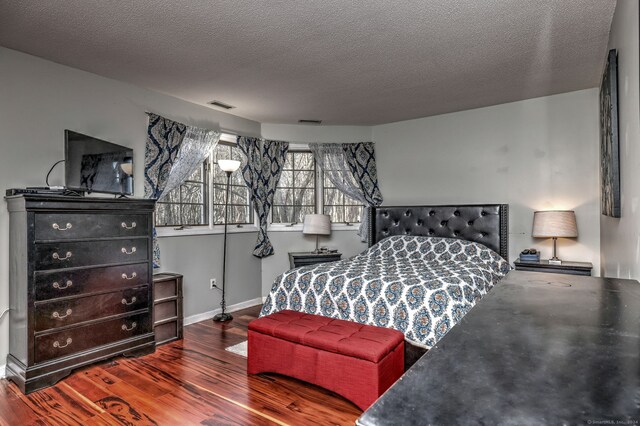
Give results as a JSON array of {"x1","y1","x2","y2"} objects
[
  {"x1": 358, "y1": 271, "x2": 640, "y2": 425},
  {"x1": 6, "y1": 194, "x2": 155, "y2": 212}
]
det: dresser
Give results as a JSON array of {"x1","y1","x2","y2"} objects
[{"x1": 5, "y1": 195, "x2": 156, "y2": 394}]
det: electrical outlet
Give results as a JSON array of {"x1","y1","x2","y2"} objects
[{"x1": 210, "y1": 278, "x2": 217, "y2": 289}]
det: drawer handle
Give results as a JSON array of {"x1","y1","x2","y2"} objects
[
  {"x1": 52, "y1": 308, "x2": 72, "y2": 319},
  {"x1": 52, "y1": 280, "x2": 73, "y2": 290},
  {"x1": 52, "y1": 223, "x2": 73, "y2": 231},
  {"x1": 121, "y1": 322, "x2": 137, "y2": 332},
  {"x1": 53, "y1": 338, "x2": 72, "y2": 349},
  {"x1": 121, "y1": 272, "x2": 137, "y2": 280},
  {"x1": 121, "y1": 247, "x2": 137, "y2": 255},
  {"x1": 52, "y1": 251, "x2": 72, "y2": 261},
  {"x1": 121, "y1": 222, "x2": 137, "y2": 230},
  {"x1": 121, "y1": 296, "x2": 137, "y2": 306}
]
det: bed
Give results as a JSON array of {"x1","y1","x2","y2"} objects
[{"x1": 261, "y1": 204, "x2": 510, "y2": 365}]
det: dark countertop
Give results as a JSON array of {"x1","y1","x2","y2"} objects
[{"x1": 358, "y1": 271, "x2": 640, "y2": 425}]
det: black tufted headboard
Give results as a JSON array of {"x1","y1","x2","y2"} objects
[{"x1": 367, "y1": 204, "x2": 509, "y2": 261}]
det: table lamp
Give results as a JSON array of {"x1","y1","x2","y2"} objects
[
  {"x1": 532, "y1": 210, "x2": 578, "y2": 265},
  {"x1": 303, "y1": 214, "x2": 331, "y2": 253}
]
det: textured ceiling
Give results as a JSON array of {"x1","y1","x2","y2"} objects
[{"x1": 0, "y1": 1, "x2": 616, "y2": 125}]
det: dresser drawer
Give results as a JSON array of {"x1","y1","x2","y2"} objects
[
  {"x1": 35, "y1": 312, "x2": 150, "y2": 364},
  {"x1": 35, "y1": 238, "x2": 148, "y2": 270},
  {"x1": 35, "y1": 263, "x2": 149, "y2": 301},
  {"x1": 35, "y1": 286, "x2": 149, "y2": 332},
  {"x1": 35, "y1": 213, "x2": 148, "y2": 241}
]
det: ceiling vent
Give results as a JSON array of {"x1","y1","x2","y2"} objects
[
  {"x1": 208, "y1": 100, "x2": 235, "y2": 110},
  {"x1": 298, "y1": 119, "x2": 322, "y2": 124}
]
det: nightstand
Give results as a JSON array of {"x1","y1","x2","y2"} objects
[
  {"x1": 513, "y1": 259, "x2": 593, "y2": 276},
  {"x1": 289, "y1": 251, "x2": 342, "y2": 269}
]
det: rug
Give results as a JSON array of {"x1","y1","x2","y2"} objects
[{"x1": 225, "y1": 340, "x2": 247, "y2": 357}]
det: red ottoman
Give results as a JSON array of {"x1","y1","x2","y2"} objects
[{"x1": 247, "y1": 310, "x2": 404, "y2": 410}]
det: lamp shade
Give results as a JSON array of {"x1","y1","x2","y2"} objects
[
  {"x1": 303, "y1": 214, "x2": 331, "y2": 236},
  {"x1": 532, "y1": 210, "x2": 578, "y2": 238},
  {"x1": 218, "y1": 159, "x2": 241, "y2": 172},
  {"x1": 120, "y1": 163, "x2": 133, "y2": 176}
]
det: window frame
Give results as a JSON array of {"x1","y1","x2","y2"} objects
[
  {"x1": 210, "y1": 140, "x2": 254, "y2": 227},
  {"x1": 268, "y1": 143, "x2": 362, "y2": 232},
  {"x1": 321, "y1": 172, "x2": 363, "y2": 226},
  {"x1": 270, "y1": 148, "x2": 318, "y2": 226},
  {"x1": 155, "y1": 133, "x2": 259, "y2": 237},
  {"x1": 155, "y1": 159, "x2": 210, "y2": 228},
  {"x1": 155, "y1": 139, "x2": 364, "y2": 237}
]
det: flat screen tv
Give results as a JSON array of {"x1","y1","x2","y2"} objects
[{"x1": 65, "y1": 130, "x2": 134, "y2": 195}]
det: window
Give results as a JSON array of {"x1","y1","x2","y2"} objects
[
  {"x1": 155, "y1": 136, "x2": 253, "y2": 229},
  {"x1": 211, "y1": 142, "x2": 253, "y2": 225},
  {"x1": 155, "y1": 138, "x2": 362, "y2": 230},
  {"x1": 323, "y1": 174, "x2": 362, "y2": 224},
  {"x1": 272, "y1": 151, "x2": 316, "y2": 224},
  {"x1": 156, "y1": 161, "x2": 209, "y2": 227}
]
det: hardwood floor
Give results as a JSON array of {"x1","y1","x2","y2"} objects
[{"x1": 0, "y1": 305, "x2": 362, "y2": 425}]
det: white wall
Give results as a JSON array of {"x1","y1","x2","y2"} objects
[
  {"x1": 600, "y1": 0, "x2": 640, "y2": 280},
  {"x1": 259, "y1": 123, "x2": 372, "y2": 294},
  {"x1": 0, "y1": 47, "x2": 262, "y2": 367},
  {"x1": 373, "y1": 89, "x2": 601, "y2": 273}
]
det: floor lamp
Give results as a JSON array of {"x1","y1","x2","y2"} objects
[{"x1": 213, "y1": 159, "x2": 241, "y2": 322}]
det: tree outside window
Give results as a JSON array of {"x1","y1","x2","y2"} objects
[
  {"x1": 155, "y1": 161, "x2": 209, "y2": 227},
  {"x1": 211, "y1": 143, "x2": 252, "y2": 225},
  {"x1": 272, "y1": 151, "x2": 316, "y2": 224}
]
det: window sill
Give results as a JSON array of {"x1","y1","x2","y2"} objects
[
  {"x1": 156, "y1": 225, "x2": 258, "y2": 238},
  {"x1": 269, "y1": 223, "x2": 360, "y2": 233}
]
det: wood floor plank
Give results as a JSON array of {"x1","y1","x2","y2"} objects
[
  {"x1": 9, "y1": 380, "x2": 102, "y2": 423},
  {"x1": 0, "y1": 305, "x2": 361, "y2": 426},
  {"x1": 103, "y1": 360, "x2": 174, "y2": 398},
  {"x1": 139, "y1": 343, "x2": 360, "y2": 424},
  {"x1": 0, "y1": 382, "x2": 41, "y2": 426}
]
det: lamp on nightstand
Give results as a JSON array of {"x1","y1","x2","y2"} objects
[
  {"x1": 303, "y1": 214, "x2": 331, "y2": 253},
  {"x1": 213, "y1": 159, "x2": 241, "y2": 322},
  {"x1": 532, "y1": 210, "x2": 578, "y2": 265}
]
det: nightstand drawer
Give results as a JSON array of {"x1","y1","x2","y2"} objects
[
  {"x1": 153, "y1": 272, "x2": 183, "y2": 346},
  {"x1": 513, "y1": 259, "x2": 592, "y2": 276},
  {"x1": 289, "y1": 252, "x2": 342, "y2": 269}
]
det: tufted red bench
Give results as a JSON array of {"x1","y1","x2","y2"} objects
[{"x1": 247, "y1": 310, "x2": 404, "y2": 410}]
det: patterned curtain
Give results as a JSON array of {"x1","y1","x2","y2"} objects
[
  {"x1": 309, "y1": 142, "x2": 383, "y2": 241},
  {"x1": 237, "y1": 136, "x2": 289, "y2": 258},
  {"x1": 145, "y1": 113, "x2": 220, "y2": 267},
  {"x1": 144, "y1": 113, "x2": 186, "y2": 199}
]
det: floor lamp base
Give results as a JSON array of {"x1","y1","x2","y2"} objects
[{"x1": 213, "y1": 312, "x2": 233, "y2": 322}]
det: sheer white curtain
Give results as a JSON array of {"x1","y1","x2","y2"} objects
[
  {"x1": 310, "y1": 142, "x2": 383, "y2": 241},
  {"x1": 145, "y1": 112, "x2": 220, "y2": 267},
  {"x1": 159, "y1": 127, "x2": 220, "y2": 201}
]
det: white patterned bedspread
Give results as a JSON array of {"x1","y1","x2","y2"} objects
[{"x1": 261, "y1": 235, "x2": 510, "y2": 349}]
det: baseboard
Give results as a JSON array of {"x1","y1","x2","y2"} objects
[
  {"x1": 0, "y1": 364, "x2": 5, "y2": 379},
  {"x1": 184, "y1": 297, "x2": 263, "y2": 326},
  {"x1": 262, "y1": 296, "x2": 267, "y2": 303}
]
